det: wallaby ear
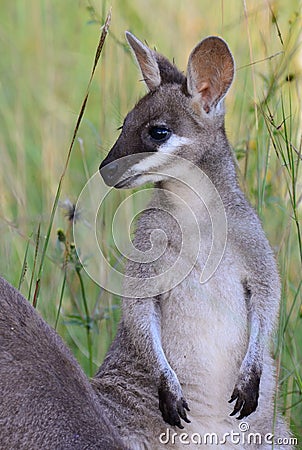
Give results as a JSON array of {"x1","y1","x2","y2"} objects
[
  {"x1": 125, "y1": 31, "x2": 161, "y2": 91},
  {"x1": 186, "y1": 36, "x2": 234, "y2": 114}
]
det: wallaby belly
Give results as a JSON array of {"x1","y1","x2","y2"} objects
[
  {"x1": 161, "y1": 252, "x2": 248, "y2": 387},
  {"x1": 159, "y1": 253, "x2": 249, "y2": 446}
]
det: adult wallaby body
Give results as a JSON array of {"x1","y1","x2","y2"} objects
[
  {"x1": 97, "y1": 33, "x2": 292, "y2": 449},
  {"x1": 0, "y1": 276, "x2": 125, "y2": 450}
]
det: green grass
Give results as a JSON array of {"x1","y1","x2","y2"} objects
[{"x1": 0, "y1": 0, "x2": 301, "y2": 443}]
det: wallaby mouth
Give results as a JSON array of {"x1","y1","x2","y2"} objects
[{"x1": 114, "y1": 174, "x2": 140, "y2": 189}]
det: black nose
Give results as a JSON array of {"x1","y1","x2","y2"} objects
[{"x1": 99, "y1": 160, "x2": 119, "y2": 186}]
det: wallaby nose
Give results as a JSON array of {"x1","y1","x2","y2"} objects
[{"x1": 99, "y1": 160, "x2": 119, "y2": 186}]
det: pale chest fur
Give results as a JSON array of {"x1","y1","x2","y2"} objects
[
  {"x1": 159, "y1": 238, "x2": 249, "y2": 441},
  {"x1": 151, "y1": 258, "x2": 248, "y2": 449},
  {"x1": 160, "y1": 247, "x2": 248, "y2": 387},
  {"x1": 152, "y1": 186, "x2": 248, "y2": 391}
]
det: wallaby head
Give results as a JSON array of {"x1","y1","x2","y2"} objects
[{"x1": 99, "y1": 32, "x2": 234, "y2": 188}]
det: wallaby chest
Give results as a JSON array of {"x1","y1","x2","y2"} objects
[
  {"x1": 160, "y1": 246, "x2": 248, "y2": 377},
  {"x1": 133, "y1": 194, "x2": 249, "y2": 393}
]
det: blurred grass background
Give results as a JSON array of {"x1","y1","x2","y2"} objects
[{"x1": 0, "y1": 0, "x2": 301, "y2": 442}]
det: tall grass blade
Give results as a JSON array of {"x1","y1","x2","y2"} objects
[
  {"x1": 34, "y1": 10, "x2": 112, "y2": 307},
  {"x1": 28, "y1": 223, "x2": 40, "y2": 305}
]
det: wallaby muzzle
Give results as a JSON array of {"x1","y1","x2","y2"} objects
[
  {"x1": 99, "y1": 160, "x2": 120, "y2": 186},
  {"x1": 99, "y1": 152, "x2": 149, "y2": 188}
]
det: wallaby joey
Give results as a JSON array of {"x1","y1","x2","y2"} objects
[{"x1": 97, "y1": 32, "x2": 292, "y2": 448}]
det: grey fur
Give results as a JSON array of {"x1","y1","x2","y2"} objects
[
  {"x1": 0, "y1": 32, "x2": 293, "y2": 450},
  {"x1": 98, "y1": 32, "x2": 292, "y2": 448},
  {"x1": 0, "y1": 276, "x2": 125, "y2": 449}
]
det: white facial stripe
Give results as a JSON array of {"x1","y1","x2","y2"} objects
[
  {"x1": 131, "y1": 152, "x2": 167, "y2": 173},
  {"x1": 131, "y1": 135, "x2": 192, "y2": 174},
  {"x1": 158, "y1": 135, "x2": 193, "y2": 154}
]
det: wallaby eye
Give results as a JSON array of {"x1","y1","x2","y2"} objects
[{"x1": 149, "y1": 126, "x2": 171, "y2": 142}]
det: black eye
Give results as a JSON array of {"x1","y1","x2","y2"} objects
[{"x1": 149, "y1": 126, "x2": 171, "y2": 142}]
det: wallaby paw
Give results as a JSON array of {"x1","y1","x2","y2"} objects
[
  {"x1": 228, "y1": 368, "x2": 260, "y2": 419},
  {"x1": 158, "y1": 374, "x2": 190, "y2": 429}
]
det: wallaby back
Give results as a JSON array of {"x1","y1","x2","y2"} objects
[{"x1": 0, "y1": 277, "x2": 124, "y2": 449}]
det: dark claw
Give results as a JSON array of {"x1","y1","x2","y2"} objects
[
  {"x1": 178, "y1": 398, "x2": 191, "y2": 423},
  {"x1": 228, "y1": 388, "x2": 239, "y2": 404},
  {"x1": 183, "y1": 399, "x2": 190, "y2": 412},
  {"x1": 158, "y1": 386, "x2": 190, "y2": 428},
  {"x1": 237, "y1": 396, "x2": 258, "y2": 419},
  {"x1": 229, "y1": 368, "x2": 260, "y2": 419},
  {"x1": 229, "y1": 395, "x2": 244, "y2": 416}
]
